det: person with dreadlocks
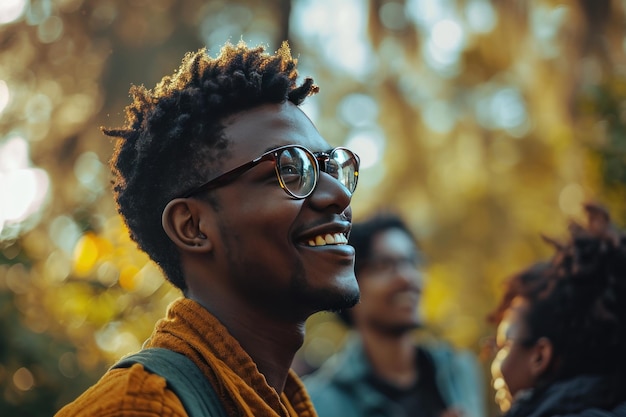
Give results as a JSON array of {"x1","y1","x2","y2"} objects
[
  {"x1": 55, "y1": 41, "x2": 361, "y2": 417},
  {"x1": 489, "y1": 204, "x2": 626, "y2": 417}
]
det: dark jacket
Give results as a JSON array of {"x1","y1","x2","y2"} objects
[
  {"x1": 303, "y1": 334, "x2": 485, "y2": 417},
  {"x1": 504, "y1": 375, "x2": 626, "y2": 417}
]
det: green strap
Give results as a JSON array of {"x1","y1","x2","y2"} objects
[{"x1": 112, "y1": 347, "x2": 228, "y2": 417}]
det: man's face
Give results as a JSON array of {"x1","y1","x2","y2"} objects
[
  {"x1": 205, "y1": 101, "x2": 360, "y2": 320},
  {"x1": 351, "y1": 228, "x2": 423, "y2": 334}
]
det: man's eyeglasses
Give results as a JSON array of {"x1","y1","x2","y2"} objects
[
  {"x1": 182, "y1": 145, "x2": 360, "y2": 199},
  {"x1": 361, "y1": 255, "x2": 422, "y2": 275}
]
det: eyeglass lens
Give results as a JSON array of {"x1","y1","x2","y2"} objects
[
  {"x1": 277, "y1": 147, "x2": 317, "y2": 198},
  {"x1": 276, "y1": 147, "x2": 358, "y2": 198},
  {"x1": 329, "y1": 148, "x2": 358, "y2": 194}
]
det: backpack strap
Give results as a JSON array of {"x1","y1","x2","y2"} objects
[{"x1": 112, "y1": 347, "x2": 227, "y2": 417}]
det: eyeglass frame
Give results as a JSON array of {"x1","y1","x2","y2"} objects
[
  {"x1": 180, "y1": 144, "x2": 360, "y2": 199},
  {"x1": 359, "y1": 253, "x2": 423, "y2": 274}
]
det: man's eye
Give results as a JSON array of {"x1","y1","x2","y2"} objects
[
  {"x1": 325, "y1": 161, "x2": 339, "y2": 178},
  {"x1": 280, "y1": 165, "x2": 301, "y2": 183}
]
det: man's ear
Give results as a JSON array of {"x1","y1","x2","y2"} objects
[
  {"x1": 162, "y1": 198, "x2": 214, "y2": 253},
  {"x1": 529, "y1": 337, "x2": 553, "y2": 377}
]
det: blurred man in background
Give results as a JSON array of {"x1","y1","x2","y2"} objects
[{"x1": 304, "y1": 212, "x2": 485, "y2": 417}]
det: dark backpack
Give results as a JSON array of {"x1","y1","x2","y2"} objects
[{"x1": 112, "y1": 347, "x2": 228, "y2": 417}]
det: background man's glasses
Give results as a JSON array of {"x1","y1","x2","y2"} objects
[
  {"x1": 182, "y1": 144, "x2": 360, "y2": 199},
  {"x1": 362, "y1": 255, "x2": 422, "y2": 275}
]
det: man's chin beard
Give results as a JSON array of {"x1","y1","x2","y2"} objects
[
  {"x1": 322, "y1": 290, "x2": 360, "y2": 314},
  {"x1": 310, "y1": 286, "x2": 360, "y2": 314},
  {"x1": 376, "y1": 321, "x2": 422, "y2": 337},
  {"x1": 290, "y1": 275, "x2": 361, "y2": 317}
]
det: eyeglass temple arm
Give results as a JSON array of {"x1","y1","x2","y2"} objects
[{"x1": 182, "y1": 157, "x2": 266, "y2": 198}]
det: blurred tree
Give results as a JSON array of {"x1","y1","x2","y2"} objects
[
  {"x1": 577, "y1": 76, "x2": 626, "y2": 224},
  {"x1": 290, "y1": 0, "x2": 626, "y2": 414},
  {"x1": 0, "y1": 252, "x2": 98, "y2": 416},
  {"x1": 1, "y1": 0, "x2": 626, "y2": 416},
  {"x1": 0, "y1": 0, "x2": 293, "y2": 415}
]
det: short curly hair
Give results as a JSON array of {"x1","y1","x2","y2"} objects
[
  {"x1": 490, "y1": 204, "x2": 626, "y2": 395},
  {"x1": 102, "y1": 41, "x2": 319, "y2": 291}
]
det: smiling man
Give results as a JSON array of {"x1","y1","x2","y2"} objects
[
  {"x1": 55, "y1": 41, "x2": 361, "y2": 417},
  {"x1": 304, "y1": 212, "x2": 485, "y2": 417}
]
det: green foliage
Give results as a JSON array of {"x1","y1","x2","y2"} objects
[
  {"x1": 0, "y1": 249, "x2": 105, "y2": 416},
  {"x1": 587, "y1": 80, "x2": 626, "y2": 185},
  {"x1": 2, "y1": 1, "x2": 626, "y2": 416}
]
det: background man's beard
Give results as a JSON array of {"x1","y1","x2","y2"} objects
[{"x1": 371, "y1": 320, "x2": 422, "y2": 337}]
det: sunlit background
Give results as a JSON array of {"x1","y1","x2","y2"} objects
[{"x1": 1, "y1": 0, "x2": 626, "y2": 415}]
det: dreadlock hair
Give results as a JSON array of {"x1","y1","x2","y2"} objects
[
  {"x1": 102, "y1": 41, "x2": 319, "y2": 291},
  {"x1": 490, "y1": 203, "x2": 626, "y2": 397},
  {"x1": 337, "y1": 211, "x2": 422, "y2": 326},
  {"x1": 487, "y1": 261, "x2": 552, "y2": 327}
]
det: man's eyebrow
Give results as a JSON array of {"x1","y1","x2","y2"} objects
[
  {"x1": 266, "y1": 144, "x2": 282, "y2": 152},
  {"x1": 258, "y1": 144, "x2": 292, "y2": 154},
  {"x1": 312, "y1": 148, "x2": 336, "y2": 155}
]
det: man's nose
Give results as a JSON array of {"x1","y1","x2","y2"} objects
[
  {"x1": 307, "y1": 170, "x2": 352, "y2": 212},
  {"x1": 393, "y1": 263, "x2": 423, "y2": 290}
]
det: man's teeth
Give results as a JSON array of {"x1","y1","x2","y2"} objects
[{"x1": 307, "y1": 233, "x2": 348, "y2": 246}]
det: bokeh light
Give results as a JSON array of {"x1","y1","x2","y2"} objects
[
  {"x1": 0, "y1": 80, "x2": 10, "y2": 114},
  {"x1": 0, "y1": 137, "x2": 50, "y2": 239},
  {"x1": 0, "y1": 0, "x2": 27, "y2": 25},
  {"x1": 345, "y1": 129, "x2": 385, "y2": 170},
  {"x1": 1, "y1": 1, "x2": 626, "y2": 415},
  {"x1": 13, "y1": 367, "x2": 35, "y2": 391},
  {"x1": 465, "y1": 0, "x2": 496, "y2": 33},
  {"x1": 292, "y1": 0, "x2": 374, "y2": 79}
]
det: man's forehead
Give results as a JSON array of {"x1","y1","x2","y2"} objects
[
  {"x1": 372, "y1": 229, "x2": 417, "y2": 252},
  {"x1": 222, "y1": 102, "x2": 329, "y2": 156}
]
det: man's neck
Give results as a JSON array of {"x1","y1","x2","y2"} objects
[
  {"x1": 193, "y1": 293, "x2": 306, "y2": 394},
  {"x1": 360, "y1": 327, "x2": 418, "y2": 388},
  {"x1": 230, "y1": 315, "x2": 306, "y2": 393}
]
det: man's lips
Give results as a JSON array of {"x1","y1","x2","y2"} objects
[
  {"x1": 297, "y1": 220, "x2": 351, "y2": 247},
  {"x1": 305, "y1": 232, "x2": 348, "y2": 247}
]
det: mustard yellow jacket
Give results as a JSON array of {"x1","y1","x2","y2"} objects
[{"x1": 55, "y1": 298, "x2": 317, "y2": 417}]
